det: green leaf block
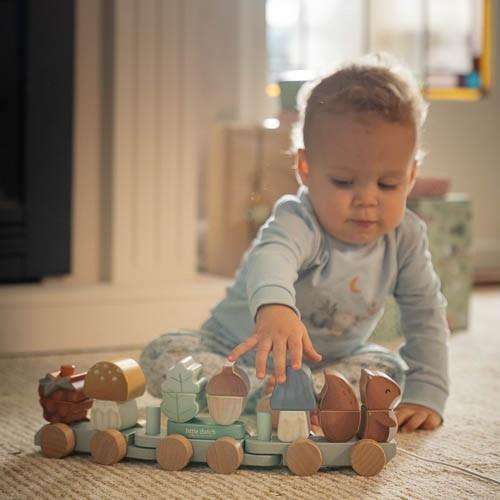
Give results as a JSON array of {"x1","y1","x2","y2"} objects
[{"x1": 161, "y1": 392, "x2": 206, "y2": 423}]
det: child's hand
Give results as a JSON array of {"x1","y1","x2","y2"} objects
[
  {"x1": 227, "y1": 304, "x2": 322, "y2": 383},
  {"x1": 396, "y1": 403, "x2": 443, "y2": 432}
]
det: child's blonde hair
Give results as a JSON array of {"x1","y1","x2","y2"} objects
[{"x1": 293, "y1": 53, "x2": 428, "y2": 164}]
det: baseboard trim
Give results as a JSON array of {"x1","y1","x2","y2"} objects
[{"x1": 0, "y1": 274, "x2": 230, "y2": 354}]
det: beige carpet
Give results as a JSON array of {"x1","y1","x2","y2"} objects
[{"x1": 1, "y1": 288, "x2": 499, "y2": 499}]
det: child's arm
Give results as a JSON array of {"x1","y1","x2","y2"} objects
[
  {"x1": 227, "y1": 304, "x2": 322, "y2": 383},
  {"x1": 394, "y1": 211, "x2": 450, "y2": 430},
  {"x1": 226, "y1": 193, "x2": 323, "y2": 382}
]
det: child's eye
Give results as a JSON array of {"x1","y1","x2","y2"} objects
[
  {"x1": 330, "y1": 178, "x2": 353, "y2": 188},
  {"x1": 378, "y1": 182, "x2": 398, "y2": 190}
]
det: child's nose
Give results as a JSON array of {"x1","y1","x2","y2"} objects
[{"x1": 353, "y1": 185, "x2": 378, "y2": 207}]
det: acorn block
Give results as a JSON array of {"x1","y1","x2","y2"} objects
[{"x1": 206, "y1": 364, "x2": 249, "y2": 425}]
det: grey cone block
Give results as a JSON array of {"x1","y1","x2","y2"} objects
[{"x1": 270, "y1": 364, "x2": 317, "y2": 411}]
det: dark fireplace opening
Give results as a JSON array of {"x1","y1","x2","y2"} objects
[{"x1": 0, "y1": 0, "x2": 74, "y2": 283}]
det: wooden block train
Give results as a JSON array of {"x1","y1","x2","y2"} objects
[{"x1": 35, "y1": 356, "x2": 401, "y2": 476}]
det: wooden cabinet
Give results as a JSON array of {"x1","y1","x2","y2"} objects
[{"x1": 204, "y1": 122, "x2": 298, "y2": 276}]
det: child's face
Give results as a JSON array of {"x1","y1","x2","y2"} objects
[{"x1": 298, "y1": 112, "x2": 417, "y2": 245}]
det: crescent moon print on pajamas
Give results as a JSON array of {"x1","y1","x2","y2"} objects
[{"x1": 304, "y1": 276, "x2": 379, "y2": 336}]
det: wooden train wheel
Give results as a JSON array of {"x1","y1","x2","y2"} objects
[
  {"x1": 206, "y1": 437, "x2": 244, "y2": 474},
  {"x1": 156, "y1": 434, "x2": 193, "y2": 471},
  {"x1": 90, "y1": 429, "x2": 127, "y2": 465},
  {"x1": 40, "y1": 423, "x2": 75, "y2": 458},
  {"x1": 285, "y1": 439, "x2": 322, "y2": 476},
  {"x1": 350, "y1": 439, "x2": 386, "y2": 476}
]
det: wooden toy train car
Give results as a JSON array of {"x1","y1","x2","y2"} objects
[{"x1": 35, "y1": 357, "x2": 400, "y2": 477}]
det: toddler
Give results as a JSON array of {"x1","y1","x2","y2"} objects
[{"x1": 141, "y1": 54, "x2": 449, "y2": 433}]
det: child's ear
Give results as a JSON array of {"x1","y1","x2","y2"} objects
[
  {"x1": 407, "y1": 159, "x2": 417, "y2": 194},
  {"x1": 297, "y1": 149, "x2": 310, "y2": 186}
]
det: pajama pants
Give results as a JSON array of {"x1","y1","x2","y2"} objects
[{"x1": 139, "y1": 328, "x2": 407, "y2": 413}]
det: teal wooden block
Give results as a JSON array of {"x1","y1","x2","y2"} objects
[
  {"x1": 242, "y1": 452, "x2": 282, "y2": 467},
  {"x1": 305, "y1": 436, "x2": 397, "y2": 468},
  {"x1": 167, "y1": 416, "x2": 246, "y2": 440},
  {"x1": 187, "y1": 438, "x2": 211, "y2": 463},
  {"x1": 161, "y1": 392, "x2": 206, "y2": 423},
  {"x1": 256, "y1": 411, "x2": 272, "y2": 441},
  {"x1": 161, "y1": 356, "x2": 207, "y2": 394},
  {"x1": 126, "y1": 444, "x2": 156, "y2": 461},
  {"x1": 145, "y1": 405, "x2": 161, "y2": 435},
  {"x1": 134, "y1": 427, "x2": 166, "y2": 448},
  {"x1": 244, "y1": 436, "x2": 289, "y2": 455}
]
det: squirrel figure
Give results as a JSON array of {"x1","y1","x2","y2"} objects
[
  {"x1": 318, "y1": 370, "x2": 360, "y2": 442},
  {"x1": 358, "y1": 368, "x2": 401, "y2": 442}
]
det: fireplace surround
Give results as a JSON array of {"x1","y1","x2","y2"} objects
[{"x1": 0, "y1": 0, "x2": 74, "y2": 283}]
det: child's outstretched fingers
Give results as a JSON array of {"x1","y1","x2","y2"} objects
[
  {"x1": 288, "y1": 336, "x2": 303, "y2": 370},
  {"x1": 302, "y1": 330, "x2": 322, "y2": 362},
  {"x1": 265, "y1": 375, "x2": 276, "y2": 395},
  {"x1": 273, "y1": 338, "x2": 287, "y2": 384},
  {"x1": 227, "y1": 334, "x2": 259, "y2": 362},
  {"x1": 255, "y1": 337, "x2": 272, "y2": 379}
]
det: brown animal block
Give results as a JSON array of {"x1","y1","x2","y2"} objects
[
  {"x1": 90, "y1": 429, "x2": 128, "y2": 465},
  {"x1": 39, "y1": 423, "x2": 75, "y2": 458},
  {"x1": 206, "y1": 437, "x2": 244, "y2": 474},
  {"x1": 358, "y1": 369, "x2": 401, "y2": 442},
  {"x1": 359, "y1": 408, "x2": 398, "y2": 442},
  {"x1": 206, "y1": 365, "x2": 249, "y2": 397},
  {"x1": 84, "y1": 359, "x2": 145, "y2": 401},
  {"x1": 156, "y1": 434, "x2": 193, "y2": 471},
  {"x1": 319, "y1": 370, "x2": 359, "y2": 411},
  {"x1": 319, "y1": 410, "x2": 360, "y2": 442},
  {"x1": 359, "y1": 369, "x2": 401, "y2": 410},
  {"x1": 350, "y1": 439, "x2": 386, "y2": 476},
  {"x1": 285, "y1": 439, "x2": 322, "y2": 476}
]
